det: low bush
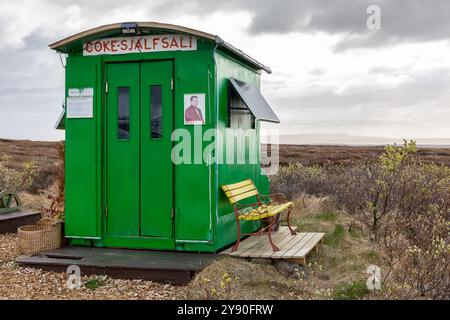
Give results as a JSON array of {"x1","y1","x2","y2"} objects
[
  {"x1": 41, "y1": 141, "x2": 65, "y2": 220},
  {"x1": 29, "y1": 163, "x2": 57, "y2": 194},
  {"x1": 272, "y1": 140, "x2": 450, "y2": 299},
  {"x1": 380, "y1": 206, "x2": 449, "y2": 299},
  {"x1": 0, "y1": 155, "x2": 37, "y2": 193}
]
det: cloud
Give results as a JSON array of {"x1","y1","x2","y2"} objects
[
  {"x1": 269, "y1": 67, "x2": 450, "y2": 138},
  {"x1": 2, "y1": 1, "x2": 449, "y2": 51},
  {"x1": 257, "y1": 0, "x2": 450, "y2": 50},
  {"x1": 0, "y1": 1, "x2": 449, "y2": 141},
  {"x1": 156, "y1": 0, "x2": 450, "y2": 50}
]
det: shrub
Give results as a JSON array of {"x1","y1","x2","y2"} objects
[
  {"x1": 273, "y1": 140, "x2": 450, "y2": 240},
  {"x1": 41, "y1": 141, "x2": 65, "y2": 220},
  {"x1": 28, "y1": 163, "x2": 57, "y2": 194},
  {"x1": 271, "y1": 163, "x2": 329, "y2": 199},
  {"x1": 0, "y1": 155, "x2": 38, "y2": 193},
  {"x1": 381, "y1": 206, "x2": 449, "y2": 299},
  {"x1": 272, "y1": 140, "x2": 450, "y2": 299}
]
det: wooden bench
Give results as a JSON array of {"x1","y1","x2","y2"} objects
[{"x1": 221, "y1": 179, "x2": 296, "y2": 252}]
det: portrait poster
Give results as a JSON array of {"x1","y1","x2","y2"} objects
[{"x1": 184, "y1": 93, "x2": 205, "y2": 125}]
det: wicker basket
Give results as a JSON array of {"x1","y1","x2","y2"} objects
[{"x1": 17, "y1": 218, "x2": 62, "y2": 256}]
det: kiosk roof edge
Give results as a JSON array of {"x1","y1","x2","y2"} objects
[{"x1": 49, "y1": 21, "x2": 272, "y2": 74}]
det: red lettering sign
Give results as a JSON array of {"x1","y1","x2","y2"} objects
[{"x1": 83, "y1": 35, "x2": 197, "y2": 56}]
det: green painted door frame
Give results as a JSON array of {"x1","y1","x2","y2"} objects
[{"x1": 104, "y1": 60, "x2": 175, "y2": 249}]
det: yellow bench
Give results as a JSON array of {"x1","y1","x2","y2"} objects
[{"x1": 221, "y1": 179, "x2": 296, "y2": 252}]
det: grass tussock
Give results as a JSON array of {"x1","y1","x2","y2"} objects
[{"x1": 333, "y1": 280, "x2": 369, "y2": 300}]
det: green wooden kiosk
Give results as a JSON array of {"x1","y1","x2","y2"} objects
[{"x1": 52, "y1": 22, "x2": 280, "y2": 252}]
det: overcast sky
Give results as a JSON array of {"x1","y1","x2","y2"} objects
[{"x1": 0, "y1": 0, "x2": 449, "y2": 143}]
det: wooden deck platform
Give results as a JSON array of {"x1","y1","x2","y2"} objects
[
  {"x1": 219, "y1": 226, "x2": 325, "y2": 265},
  {"x1": 0, "y1": 211, "x2": 40, "y2": 234},
  {"x1": 16, "y1": 246, "x2": 219, "y2": 284}
]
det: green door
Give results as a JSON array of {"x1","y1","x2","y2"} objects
[{"x1": 106, "y1": 61, "x2": 173, "y2": 242}]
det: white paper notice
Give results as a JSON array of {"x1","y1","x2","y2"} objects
[{"x1": 67, "y1": 88, "x2": 94, "y2": 118}]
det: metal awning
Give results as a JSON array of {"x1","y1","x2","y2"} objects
[
  {"x1": 229, "y1": 78, "x2": 280, "y2": 123},
  {"x1": 55, "y1": 107, "x2": 65, "y2": 130}
]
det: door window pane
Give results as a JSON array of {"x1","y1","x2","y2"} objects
[
  {"x1": 118, "y1": 87, "x2": 130, "y2": 139},
  {"x1": 150, "y1": 86, "x2": 162, "y2": 138}
]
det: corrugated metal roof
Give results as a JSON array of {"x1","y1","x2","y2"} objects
[
  {"x1": 229, "y1": 78, "x2": 280, "y2": 123},
  {"x1": 49, "y1": 22, "x2": 271, "y2": 74}
]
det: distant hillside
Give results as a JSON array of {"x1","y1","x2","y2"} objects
[
  {"x1": 2, "y1": 139, "x2": 450, "y2": 173},
  {"x1": 262, "y1": 144, "x2": 450, "y2": 166},
  {"x1": 263, "y1": 133, "x2": 450, "y2": 146},
  {"x1": 0, "y1": 138, "x2": 59, "y2": 171}
]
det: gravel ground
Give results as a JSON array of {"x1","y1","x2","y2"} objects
[{"x1": 0, "y1": 233, "x2": 185, "y2": 300}]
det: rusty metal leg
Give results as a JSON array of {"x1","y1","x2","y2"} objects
[
  {"x1": 287, "y1": 206, "x2": 297, "y2": 235},
  {"x1": 268, "y1": 217, "x2": 280, "y2": 252},
  {"x1": 232, "y1": 214, "x2": 241, "y2": 252}
]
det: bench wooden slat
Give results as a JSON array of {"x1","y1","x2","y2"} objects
[
  {"x1": 224, "y1": 184, "x2": 257, "y2": 198},
  {"x1": 228, "y1": 189, "x2": 258, "y2": 204},
  {"x1": 221, "y1": 179, "x2": 254, "y2": 191}
]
